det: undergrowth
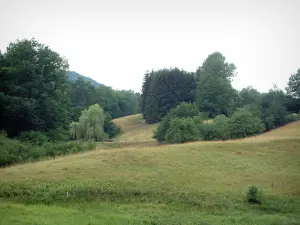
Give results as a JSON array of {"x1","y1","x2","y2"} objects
[{"x1": 0, "y1": 134, "x2": 96, "y2": 167}]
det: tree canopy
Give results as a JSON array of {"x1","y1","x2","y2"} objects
[
  {"x1": 196, "y1": 52, "x2": 236, "y2": 117},
  {"x1": 0, "y1": 38, "x2": 70, "y2": 136},
  {"x1": 140, "y1": 68, "x2": 197, "y2": 123}
]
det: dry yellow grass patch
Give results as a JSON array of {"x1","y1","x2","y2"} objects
[{"x1": 113, "y1": 114, "x2": 159, "y2": 142}]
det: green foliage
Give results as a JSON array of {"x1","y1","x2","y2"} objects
[
  {"x1": 228, "y1": 109, "x2": 265, "y2": 139},
  {"x1": 153, "y1": 115, "x2": 171, "y2": 142},
  {"x1": 70, "y1": 104, "x2": 108, "y2": 141},
  {"x1": 154, "y1": 102, "x2": 200, "y2": 142},
  {"x1": 104, "y1": 115, "x2": 120, "y2": 138},
  {"x1": 212, "y1": 114, "x2": 230, "y2": 140},
  {"x1": 165, "y1": 117, "x2": 201, "y2": 143},
  {"x1": 260, "y1": 86, "x2": 288, "y2": 130},
  {"x1": 196, "y1": 52, "x2": 236, "y2": 117},
  {"x1": 0, "y1": 134, "x2": 96, "y2": 167},
  {"x1": 286, "y1": 68, "x2": 300, "y2": 99},
  {"x1": 0, "y1": 38, "x2": 70, "y2": 136},
  {"x1": 68, "y1": 71, "x2": 101, "y2": 87},
  {"x1": 141, "y1": 68, "x2": 197, "y2": 123},
  {"x1": 198, "y1": 122, "x2": 217, "y2": 140},
  {"x1": 284, "y1": 114, "x2": 300, "y2": 123},
  {"x1": 45, "y1": 127, "x2": 69, "y2": 141},
  {"x1": 69, "y1": 78, "x2": 139, "y2": 121},
  {"x1": 235, "y1": 86, "x2": 261, "y2": 108},
  {"x1": 247, "y1": 185, "x2": 263, "y2": 204},
  {"x1": 197, "y1": 115, "x2": 230, "y2": 141},
  {"x1": 18, "y1": 131, "x2": 49, "y2": 146}
]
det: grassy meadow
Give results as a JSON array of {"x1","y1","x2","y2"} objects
[
  {"x1": 0, "y1": 121, "x2": 300, "y2": 224},
  {"x1": 113, "y1": 114, "x2": 159, "y2": 142}
]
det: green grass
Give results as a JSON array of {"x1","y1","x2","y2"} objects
[{"x1": 1, "y1": 121, "x2": 300, "y2": 224}]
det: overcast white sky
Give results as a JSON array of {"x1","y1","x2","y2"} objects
[{"x1": 0, "y1": 0, "x2": 299, "y2": 92}]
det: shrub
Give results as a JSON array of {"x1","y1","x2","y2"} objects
[
  {"x1": 0, "y1": 134, "x2": 96, "y2": 167},
  {"x1": 104, "y1": 120, "x2": 120, "y2": 138},
  {"x1": 197, "y1": 115, "x2": 230, "y2": 141},
  {"x1": 153, "y1": 115, "x2": 172, "y2": 142},
  {"x1": 46, "y1": 127, "x2": 69, "y2": 141},
  {"x1": 247, "y1": 185, "x2": 262, "y2": 204},
  {"x1": 168, "y1": 102, "x2": 199, "y2": 118},
  {"x1": 164, "y1": 117, "x2": 201, "y2": 143},
  {"x1": 18, "y1": 131, "x2": 49, "y2": 146},
  {"x1": 198, "y1": 122, "x2": 217, "y2": 141},
  {"x1": 213, "y1": 114, "x2": 230, "y2": 140},
  {"x1": 284, "y1": 114, "x2": 300, "y2": 124},
  {"x1": 154, "y1": 102, "x2": 200, "y2": 142},
  {"x1": 228, "y1": 109, "x2": 265, "y2": 139}
]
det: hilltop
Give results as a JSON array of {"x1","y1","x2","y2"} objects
[{"x1": 68, "y1": 71, "x2": 101, "y2": 87}]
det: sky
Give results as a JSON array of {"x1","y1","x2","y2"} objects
[{"x1": 0, "y1": 0, "x2": 299, "y2": 93}]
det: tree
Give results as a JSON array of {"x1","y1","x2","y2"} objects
[
  {"x1": 286, "y1": 69, "x2": 300, "y2": 113},
  {"x1": 260, "y1": 86, "x2": 288, "y2": 130},
  {"x1": 141, "y1": 68, "x2": 197, "y2": 123},
  {"x1": 196, "y1": 52, "x2": 236, "y2": 117},
  {"x1": 286, "y1": 69, "x2": 300, "y2": 99},
  {"x1": 0, "y1": 38, "x2": 70, "y2": 136},
  {"x1": 228, "y1": 109, "x2": 265, "y2": 139},
  {"x1": 70, "y1": 104, "x2": 108, "y2": 141},
  {"x1": 235, "y1": 86, "x2": 261, "y2": 108},
  {"x1": 115, "y1": 90, "x2": 139, "y2": 117}
]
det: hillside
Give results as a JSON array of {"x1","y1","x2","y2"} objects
[
  {"x1": 113, "y1": 114, "x2": 159, "y2": 142},
  {"x1": 0, "y1": 122, "x2": 300, "y2": 224},
  {"x1": 68, "y1": 71, "x2": 101, "y2": 87}
]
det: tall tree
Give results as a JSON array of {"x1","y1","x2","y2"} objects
[
  {"x1": 286, "y1": 69, "x2": 300, "y2": 113},
  {"x1": 141, "y1": 68, "x2": 197, "y2": 123},
  {"x1": 260, "y1": 85, "x2": 288, "y2": 130},
  {"x1": 286, "y1": 69, "x2": 300, "y2": 99},
  {"x1": 196, "y1": 52, "x2": 236, "y2": 117},
  {"x1": 0, "y1": 38, "x2": 69, "y2": 136}
]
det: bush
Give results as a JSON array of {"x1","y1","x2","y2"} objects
[
  {"x1": 46, "y1": 127, "x2": 69, "y2": 141},
  {"x1": 213, "y1": 114, "x2": 230, "y2": 140},
  {"x1": 154, "y1": 102, "x2": 200, "y2": 142},
  {"x1": 168, "y1": 102, "x2": 199, "y2": 118},
  {"x1": 228, "y1": 109, "x2": 265, "y2": 139},
  {"x1": 18, "y1": 131, "x2": 49, "y2": 146},
  {"x1": 164, "y1": 117, "x2": 201, "y2": 143},
  {"x1": 197, "y1": 115, "x2": 230, "y2": 141},
  {"x1": 198, "y1": 122, "x2": 217, "y2": 141},
  {"x1": 153, "y1": 115, "x2": 172, "y2": 142},
  {"x1": 284, "y1": 114, "x2": 300, "y2": 124},
  {"x1": 0, "y1": 134, "x2": 96, "y2": 167},
  {"x1": 247, "y1": 185, "x2": 262, "y2": 204},
  {"x1": 104, "y1": 120, "x2": 120, "y2": 138}
]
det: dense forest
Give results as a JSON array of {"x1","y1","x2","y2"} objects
[{"x1": 141, "y1": 52, "x2": 300, "y2": 143}]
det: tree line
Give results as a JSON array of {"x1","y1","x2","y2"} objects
[
  {"x1": 0, "y1": 38, "x2": 140, "y2": 140},
  {"x1": 141, "y1": 52, "x2": 300, "y2": 143}
]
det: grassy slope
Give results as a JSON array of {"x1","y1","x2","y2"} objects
[
  {"x1": 1, "y1": 121, "x2": 300, "y2": 224},
  {"x1": 113, "y1": 114, "x2": 159, "y2": 142}
]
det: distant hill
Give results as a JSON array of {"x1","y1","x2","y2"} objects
[{"x1": 68, "y1": 71, "x2": 101, "y2": 87}]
